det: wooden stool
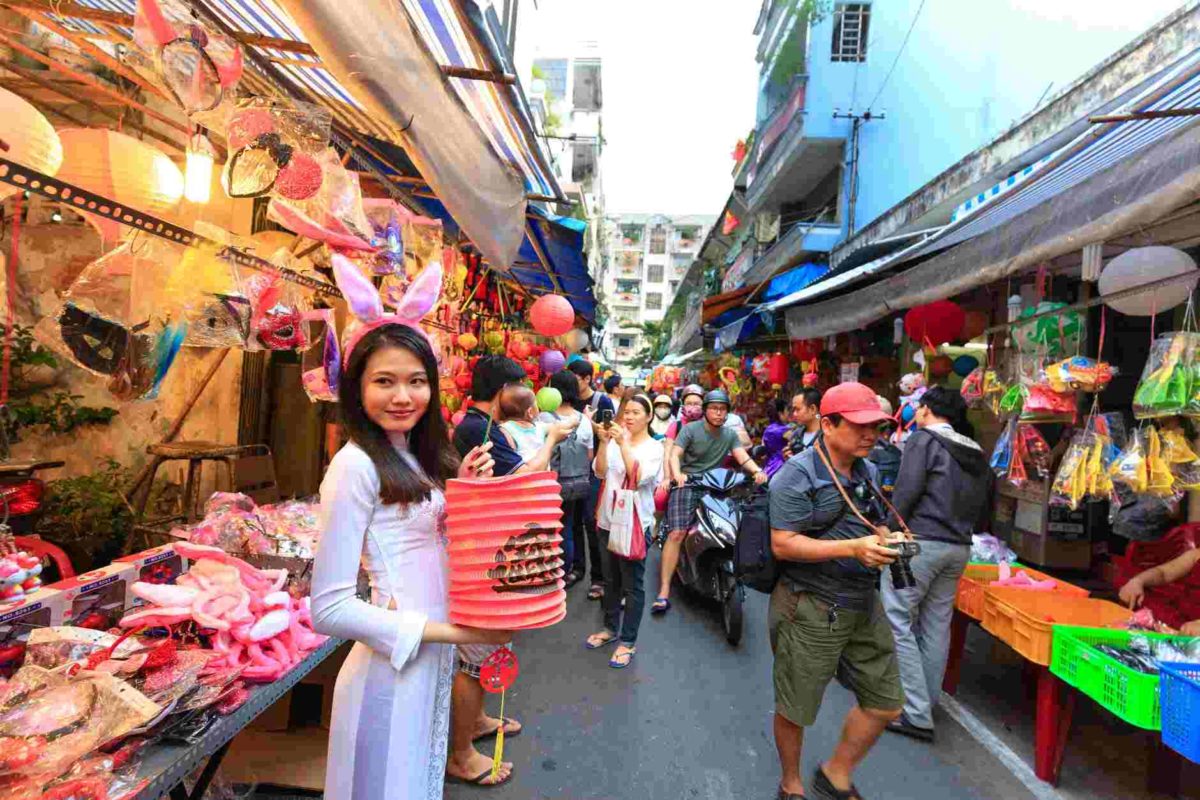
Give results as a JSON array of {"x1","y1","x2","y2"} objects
[{"x1": 127, "y1": 441, "x2": 247, "y2": 553}]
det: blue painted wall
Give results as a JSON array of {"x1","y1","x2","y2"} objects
[{"x1": 761, "y1": 0, "x2": 1183, "y2": 238}]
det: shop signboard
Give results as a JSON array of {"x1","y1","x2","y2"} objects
[{"x1": 722, "y1": 246, "x2": 754, "y2": 292}]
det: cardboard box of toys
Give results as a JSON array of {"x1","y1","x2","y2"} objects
[
  {"x1": 115, "y1": 544, "x2": 190, "y2": 606},
  {"x1": 46, "y1": 562, "x2": 137, "y2": 629},
  {"x1": 992, "y1": 481, "x2": 1094, "y2": 570},
  {"x1": 0, "y1": 586, "x2": 68, "y2": 677}
]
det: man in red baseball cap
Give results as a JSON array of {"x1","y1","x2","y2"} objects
[{"x1": 766, "y1": 382, "x2": 904, "y2": 800}]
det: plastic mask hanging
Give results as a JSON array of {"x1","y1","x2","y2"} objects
[
  {"x1": 35, "y1": 241, "x2": 186, "y2": 401},
  {"x1": 245, "y1": 271, "x2": 310, "y2": 351},
  {"x1": 301, "y1": 309, "x2": 340, "y2": 403},
  {"x1": 133, "y1": 0, "x2": 243, "y2": 115},
  {"x1": 166, "y1": 245, "x2": 251, "y2": 348}
]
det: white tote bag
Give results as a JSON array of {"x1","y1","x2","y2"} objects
[{"x1": 606, "y1": 467, "x2": 646, "y2": 561}]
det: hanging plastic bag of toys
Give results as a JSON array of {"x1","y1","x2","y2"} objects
[{"x1": 34, "y1": 238, "x2": 186, "y2": 401}]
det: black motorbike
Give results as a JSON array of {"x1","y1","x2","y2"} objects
[{"x1": 671, "y1": 468, "x2": 753, "y2": 646}]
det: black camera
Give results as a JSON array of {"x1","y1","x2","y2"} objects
[{"x1": 886, "y1": 539, "x2": 922, "y2": 589}]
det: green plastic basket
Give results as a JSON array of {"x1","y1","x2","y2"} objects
[{"x1": 1050, "y1": 626, "x2": 1195, "y2": 730}]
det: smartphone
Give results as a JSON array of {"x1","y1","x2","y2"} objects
[{"x1": 595, "y1": 408, "x2": 615, "y2": 426}]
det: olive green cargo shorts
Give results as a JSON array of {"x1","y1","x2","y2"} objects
[{"x1": 768, "y1": 582, "x2": 903, "y2": 727}]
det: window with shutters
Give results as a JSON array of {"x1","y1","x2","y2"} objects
[
  {"x1": 831, "y1": 4, "x2": 869, "y2": 63},
  {"x1": 645, "y1": 292, "x2": 663, "y2": 311},
  {"x1": 647, "y1": 264, "x2": 664, "y2": 283},
  {"x1": 649, "y1": 225, "x2": 667, "y2": 255}
]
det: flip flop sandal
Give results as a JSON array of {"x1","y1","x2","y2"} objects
[
  {"x1": 446, "y1": 767, "x2": 513, "y2": 787},
  {"x1": 472, "y1": 716, "x2": 523, "y2": 742},
  {"x1": 651, "y1": 598, "x2": 671, "y2": 614},
  {"x1": 609, "y1": 647, "x2": 636, "y2": 669},
  {"x1": 587, "y1": 584, "x2": 605, "y2": 600},
  {"x1": 585, "y1": 632, "x2": 619, "y2": 650}
]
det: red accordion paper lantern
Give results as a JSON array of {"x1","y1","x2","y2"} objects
[
  {"x1": 791, "y1": 339, "x2": 822, "y2": 363},
  {"x1": 767, "y1": 353, "x2": 789, "y2": 386},
  {"x1": 529, "y1": 294, "x2": 575, "y2": 337},
  {"x1": 444, "y1": 472, "x2": 568, "y2": 629},
  {"x1": 904, "y1": 301, "x2": 965, "y2": 347}
]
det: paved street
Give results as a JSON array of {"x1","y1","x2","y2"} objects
[{"x1": 448, "y1": 552, "x2": 1038, "y2": 800}]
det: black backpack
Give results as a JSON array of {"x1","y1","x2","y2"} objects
[
  {"x1": 735, "y1": 491, "x2": 777, "y2": 593},
  {"x1": 549, "y1": 416, "x2": 592, "y2": 501}
]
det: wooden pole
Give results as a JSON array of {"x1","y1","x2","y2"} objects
[
  {"x1": 0, "y1": 62, "x2": 187, "y2": 155},
  {"x1": 7, "y1": 7, "x2": 171, "y2": 101},
  {"x1": 0, "y1": 29, "x2": 192, "y2": 137},
  {"x1": 525, "y1": 221, "x2": 564, "y2": 293},
  {"x1": 440, "y1": 65, "x2": 516, "y2": 85}
]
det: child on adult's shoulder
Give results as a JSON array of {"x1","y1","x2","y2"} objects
[{"x1": 499, "y1": 385, "x2": 548, "y2": 462}]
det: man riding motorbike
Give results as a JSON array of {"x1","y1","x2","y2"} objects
[{"x1": 654, "y1": 389, "x2": 767, "y2": 614}]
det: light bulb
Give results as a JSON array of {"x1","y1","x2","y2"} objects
[{"x1": 185, "y1": 132, "x2": 215, "y2": 204}]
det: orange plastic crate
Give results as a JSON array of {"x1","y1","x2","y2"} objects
[
  {"x1": 955, "y1": 564, "x2": 1088, "y2": 620},
  {"x1": 981, "y1": 588, "x2": 1133, "y2": 666}
]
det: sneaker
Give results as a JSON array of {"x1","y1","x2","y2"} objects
[{"x1": 886, "y1": 713, "x2": 934, "y2": 743}]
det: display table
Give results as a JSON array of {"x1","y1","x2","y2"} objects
[
  {"x1": 942, "y1": 615, "x2": 1186, "y2": 794},
  {"x1": 129, "y1": 637, "x2": 343, "y2": 800}
]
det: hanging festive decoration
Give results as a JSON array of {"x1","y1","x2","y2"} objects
[
  {"x1": 539, "y1": 349, "x2": 565, "y2": 375},
  {"x1": 536, "y1": 387, "x2": 562, "y2": 412},
  {"x1": 54, "y1": 128, "x2": 184, "y2": 245},
  {"x1": 1099, "y1": 246, "x2": 1198, "y2": 317},
  {"x1": 903, "y1": 301, "x2": 965, "y2": 347},
  {"x1": 767, "y1": 353, "x2": 789, "y2": 387},
  {"x1": 0, "y1": 87, "x2": 62, "y2": 201},
  {"x1": 951, "y1": 354, "x2": 979, "y2": 377},
  {"x1": 929, "y1": 355, "x2": 954, "y2": 379},
  {"x1": 529, "y1": 294, "x2": 574, "y2": 337},
  {"x1": 457, "y1": 332, "x2": 478, "y2": 351}
]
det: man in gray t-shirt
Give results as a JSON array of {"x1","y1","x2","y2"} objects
[{"x1": 653, "y1": 389, "x2": 767, "y2": 614}]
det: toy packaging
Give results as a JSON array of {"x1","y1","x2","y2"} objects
[
  {"x1": 115, "y1": 544, "x2": 190, "y2": 608},
  {"x1": 46, "y1": 563, "x2": 137, "y2": 630},
  {"x1": 0, "y1": 587, "x2": 66, "y2": 678}
]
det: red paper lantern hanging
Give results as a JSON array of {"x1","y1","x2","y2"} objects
[
  {"x1": 904, "y1": 301, "x2": 966, "y2": 347},
  {"x1": 454, "y1": 372, "x2": 473, "y2": 392},
  {"x1": 767, "y1": 353, "x2": 789, "y2": 387},
  {"x1": 790, "y1": 338, "x2": 822, "y2": 363},
  {"x1": 529, "y1": 294, "x2": 575, "y2": 337},
  {"x1": 959, "y1": 310, "x2": 989, "y2": 343}
]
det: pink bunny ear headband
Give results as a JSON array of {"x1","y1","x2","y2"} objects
[{"x1": 333, "y1": 251, "x2": 445, "y2": 373}]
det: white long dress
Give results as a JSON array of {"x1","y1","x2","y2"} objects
[{"x1": 312, "y1": 440, "x2": 454, "y2": 800}]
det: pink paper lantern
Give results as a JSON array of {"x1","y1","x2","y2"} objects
[
  {"x1": 529, "y1": 294, "x2": 575, "y2": 337},
  {"x1": 444, "y1": 472, "x2": 567, "y2": 630}
]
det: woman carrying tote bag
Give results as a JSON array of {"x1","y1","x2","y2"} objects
[{"x1": 584, "y1": 394, "x2": 664, "y2": 669}]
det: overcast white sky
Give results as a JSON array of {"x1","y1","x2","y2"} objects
[
  {"x1": 517, "y1": 0, "x2": 1185, "y2": 219},
  {"x1": 519, "y1": 0, "x2": 760, "y2": 217}
]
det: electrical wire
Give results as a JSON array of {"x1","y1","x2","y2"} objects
[{"x1": 866, "y1": 0, "x2": 927, "y2": 113}]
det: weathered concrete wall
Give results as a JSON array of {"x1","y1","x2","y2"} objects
[{"x1": 6, "y1": 185, "x2": 250, "y2": 485}]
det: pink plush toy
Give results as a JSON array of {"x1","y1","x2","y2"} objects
[
  {"x1": 119, "y1": 542, "x2": 326, "y2": 682},
  {"x1": 992, "y1": 564, "x2": 1058, "y2": 591},
  {"x1": 0, "y1": 558, "x2": 27, "y2": 600}
]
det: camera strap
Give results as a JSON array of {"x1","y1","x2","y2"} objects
[{"x1": 813, "y1": 440, "x2": 912, "y2": 537}]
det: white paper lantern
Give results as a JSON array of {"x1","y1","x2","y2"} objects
[
  {"x1": 1099, "y1": 246, "x2": 1198, "y2": 317},
  {"x1": 54, "y1": 128, "x2": 184, "y2": 245},
  {"x1": 0, "y1": 87, "x2": 63, "y2": 200}
]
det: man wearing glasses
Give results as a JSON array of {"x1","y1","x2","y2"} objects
[{"x1": 767, "y1": 383, "x2": 904, "y2": 800}]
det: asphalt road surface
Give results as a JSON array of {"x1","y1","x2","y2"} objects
[{"x1": 446, "y1": 554, "x2": 1039, "y2": 800}]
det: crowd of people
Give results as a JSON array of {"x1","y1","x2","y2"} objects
[{"x1": 306, "y1": 323, "x2": 1034, "y2": 799}]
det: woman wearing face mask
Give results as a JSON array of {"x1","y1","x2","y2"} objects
[
  {"x1": 658, "y1": 385, "x2": 705, "y2": 492},
  {"x1": 649, "y1": 394, "x2": 674, "y2": 440}
]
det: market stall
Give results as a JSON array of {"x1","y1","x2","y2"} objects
[{"x1": 0, "y1": 1, "x2": 591, "y2": 796}]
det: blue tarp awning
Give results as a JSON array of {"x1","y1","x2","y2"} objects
[
  {"x1": 416, "y1": 196, "x2": 595, "y2": 322},
  {"x1": 763, "y1": 262, "x2": 828, "y2": 302}
]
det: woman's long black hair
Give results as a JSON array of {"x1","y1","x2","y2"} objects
[
  {"x1": 920, "y1": 386, "x2": 974, "y2": 440},
  {"x1": 339, "y1": 323, "x2": 458, "y2": 505}
]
